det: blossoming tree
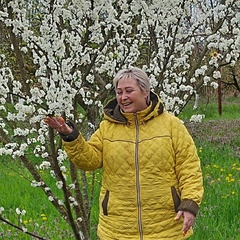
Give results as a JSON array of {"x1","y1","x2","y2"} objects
[{"x1": 0, "y1": 0, "x2": 239, "y2": 239}]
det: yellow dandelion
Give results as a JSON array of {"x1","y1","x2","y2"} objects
[
  {"x1": 225, "y1": 176, "x2": 230, "y2": 182},
  {"x1": 41, "y1": 214, "x2": 47, "y2": 221},
  {"x1": 23, "y1": 220, "x2": 28, "y2": 225},
  {"x1": 210, "y1": 51, "x2": 219, "y2": 58}
]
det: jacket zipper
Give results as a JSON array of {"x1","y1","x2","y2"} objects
[{"x1": 134, "y1": 114, "x2": 143, "y2": 240}]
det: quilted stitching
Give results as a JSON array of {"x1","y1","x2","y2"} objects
[{"x1": 63, "y1": 96, "x2": 203, "y2": 239}]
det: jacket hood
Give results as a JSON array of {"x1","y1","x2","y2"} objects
[{"x1": 103, "y1": 91, "x2": 164, "y2": 124}]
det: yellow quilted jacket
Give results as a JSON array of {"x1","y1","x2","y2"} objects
[{"x1": 63, "y1": 92, "x2": 204, "y2": 240}]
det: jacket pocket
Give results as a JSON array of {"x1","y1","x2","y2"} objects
[
  {"x1": 102, "y1": 190, "x2": 109, "y2": 216},
  {"x1": 171, "y1": 186, "x2": 181, "y2": 212}
]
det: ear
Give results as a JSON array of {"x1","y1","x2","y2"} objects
[
  {"x1": 144, "y1": 91, "x2": 150, "y2": 105},
  {"x1": 144, "y1": 90, "x2": 150, "y2": 99}
]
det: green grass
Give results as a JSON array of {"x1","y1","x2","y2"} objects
[
  {"x1": 0, "y1": 160, "x2": 74, "y2": 239},
  {"x1": 179, "y1": 95, "x2": 240, "y2": 121},
  {"x1": 182, "y1": 94, "x2": 240, "y2": 239},
  {"x1": 0, "y1": 94, "x2": 239, "y2": 239},
  {"x1": 0, "y1": 157, "x2": 101, "y2": 239},
  {"x1": 189, "y1": 142, "x2": 240, "y2": 240}
]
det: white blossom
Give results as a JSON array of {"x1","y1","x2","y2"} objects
[
  {"x1": 203, "y1": 76, "x2": 211, "y2": 85},
  {"x1": 68, "y1": 196, "x2": 78, "y2": 206},
  {"x1": 0, "y1": 147, "x2": 13, "y2": 156},
  {"x1": 50, "y1": 170, "x2": 56, "y2": 178},
  {"x1": 31, "y1": 180, "x2": 43, "y2": 188},
  {"x1": 69, "y1": 196, "x2": 75, "y2": 202},
  {"x1": 60, "y1": 166, "x2": 67, "y2": 173},
  {"x1": 0, "y1": 2, "x2": 239, "y2": 231},
  {"x1": 68, "y1": 184, "x2": 75, "y2": 190},
  {"x1": 190, "y1": 78, "x2": 196, "y2": 83},
  {"x1": 16, "y1": 208, "x2": 26, "y2": 216},
  {"x1": 41, "y1": 152, "x2": 49, "y2": 158},
  {"x1": 210, "y1": 82, "x2": 219, "y2": 89},
  {"x1": 48, "y1": 196, "x2": 54, "y2": 202},
  {"x1": 213, "y1": 71, "x2": 221, "y2": 79},
  {"x1": 190, "y1": 114, "x2": 205, "y2": 123},
  {"x1": 0, "y1": 207, "x2": 4, "y2": 214},
  {"x1": 105, "y1": 83, "x2": 112, "y2": 90},
  {"x1": 44, "y1": 187, "x2": 50, "y2": 192},
  {"x1": 57, "y1": 149, "x2": 67, "y2": 164},
  {"x1": 56, "y1": 181, "x2": 63, "y2": 189},
  {"x1": 39, "y1": 161, "x2": 51, "y2": 170},
  {"x1": 13, "y1": 128, "x2": 29, "y2": 136}
]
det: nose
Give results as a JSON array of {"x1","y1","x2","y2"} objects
[{"x1": 121, "y1": 91, "x2": 128, "y2": 100}]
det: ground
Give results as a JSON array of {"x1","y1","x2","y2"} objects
[{"x1": 185, "y1": 119, "x2": 240, "y2": 157}]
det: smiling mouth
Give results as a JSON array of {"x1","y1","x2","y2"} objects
[{"x1": 122, "y1": 103, "x2": 132, "y2": 107}]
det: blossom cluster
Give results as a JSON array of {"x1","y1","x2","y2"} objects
[
  {"x1": 0, "y1": 2, "x2": 239, "y2": 237},
  {"x1": 190, "y1": 114, "x2": 205, "y2": 123}
]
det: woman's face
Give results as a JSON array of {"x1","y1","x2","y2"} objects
[{"x1": 116, "y1": 77, "x2": 149, "y2": 113}]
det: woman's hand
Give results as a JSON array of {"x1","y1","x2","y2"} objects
[
  {"x1": 44, "y1": 116, "x2": 73, "y2": 135},
  {"x1": 175, "y1": 210, "x2": 195, "y2": 236}
]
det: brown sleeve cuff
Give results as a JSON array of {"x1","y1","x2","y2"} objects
[
  {"x1": 178, "y1": 199, "x2": 199, "y2": 216},
  {"x1": 59, "y1": 121, "x2": 79, "y2": 142}
]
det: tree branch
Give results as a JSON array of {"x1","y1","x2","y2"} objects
[{"x1": 0, "y1": 216, "x2": 49, "y2": 240}]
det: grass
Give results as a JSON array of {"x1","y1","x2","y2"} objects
[
  {"x1": 188, "y1": 142, "x2": 240, "y2": 240},
  {"x1": 0, "y1": 156, "x2": 101, "y2": 240},
  {"x1": 179, "y1": 95, "x2": 240, "y2": 121},
  {"x1": 0, "y1": 94, "x2": 239, "y2": 239},
  {"x1": 184, "y1": 94, "x2": 240, "y2": 239},
  {"x1": 0, "y1": 159, "x2": 74, "y2": 239}
]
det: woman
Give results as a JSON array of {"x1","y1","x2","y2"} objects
[{"x1": 45, "y1": 67, "x2": 204, "y2": 239}]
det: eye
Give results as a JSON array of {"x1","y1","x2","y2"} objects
[
  {"x1": 126, "y1": 89, "x2": 134, "y2": 93},
  {"x1": 116, "y1": 91, "x2": 122, "y2": 95}
]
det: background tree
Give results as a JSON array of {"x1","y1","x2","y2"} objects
[{"x1": 0, "y1": 0, "x2": 239, "y2": 239}]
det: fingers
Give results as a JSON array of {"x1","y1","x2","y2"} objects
[
  {"x1": 44, "y1": 115, "x2": 73, "y2": 135},
  {"x1": 182, "y1": 211, "x2": 195, "y2": 236},
  {"x1": 44, "y1": 116, "x2": 65, "y2": 130},
  {"x1": 175, "y1": 211, "x2": 195, "y2": 237},
  {"x1": 56, "y1": 116, "x2": 65, "y2": 125},
  {"x1": 174, "y1": 210, "x2": 183, "y2": 220}
]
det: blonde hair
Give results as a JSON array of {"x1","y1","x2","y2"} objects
[{"x1": 113, "y1": 67, "x2": 150, "y2": 92}]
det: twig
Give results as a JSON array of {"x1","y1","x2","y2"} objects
[{"x1": 0, "y1": 216, "x2": 49, "y2": 240}]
